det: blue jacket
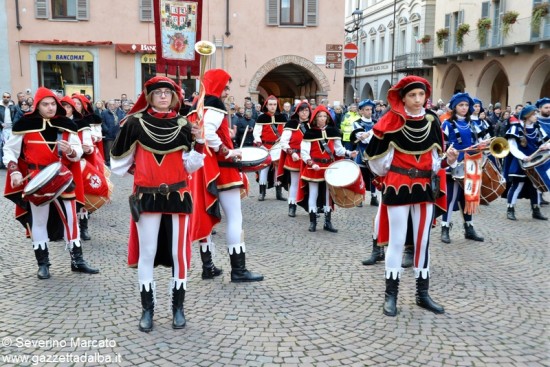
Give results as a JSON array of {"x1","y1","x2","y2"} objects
[
  {"x1": 101, "y1": 108, "x2": 125, "y2": 140},
  {"x1": 0, "y1": 104, "x2": 23, "y2": 129}
]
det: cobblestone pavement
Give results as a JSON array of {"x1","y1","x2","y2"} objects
[{"x1": 0, "y1": 169, "x2": 548, "y2": 366}]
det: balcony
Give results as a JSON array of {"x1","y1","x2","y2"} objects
[{"x1": 394, "y1": 50, "x2": 434, "y2": 72}]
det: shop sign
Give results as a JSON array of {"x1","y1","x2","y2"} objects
[
  {"x1": 37, "y1": 51, "x2": 93, "y2": 62},
  {"x1": 141, "y1": 54, "x2": 157, "y2": 64}
]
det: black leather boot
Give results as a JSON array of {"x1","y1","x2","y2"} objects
[
  {"x1": 171, "y1": 282, "x2": 186, "y2": 329},
  {"x1": 383, "y1": 276, "x2": 399, "y2": 317},
  {"x1": 70, "y1": 244, "x2": 99, "y2": 274},
  {"x1": 507, "y1": 207, "x2": 516, "y2": 221},
  {"x1": 441, "y1": 226, "x2": 451, "y2": 244},
  {"x1": 464, "y1": 223, "x2": 484, "y2": 241},
  {"x1": 402, "y1": 245, "x2": 414, "y2": 268},
  {"x1": 370, "y1": 195, "x2": 379, "y2": 207},
  {"x1": 416, "y1": 273, "x2": 445, "y2": 314},
  {"x1": 258, "y1": 184, "x2": 266, "y2": 201},
  {"x1": 288, "y1": 203, "x2": 297, "y2": 217},
  {"x1": 229, "y1": 249, "x2": 264, "y2": 282},
  {"x1": 323, "y1": 212, "x2": 338, "y2": 233},
  {"x1": 200, "y1": 245, "x2": 223, "y2": 279},
  {"x1": 362, "y1": 239, "x2": 384, "y2": 265},
  {"x1": 139, "y1": 283, "x2": 154, "y2": 332},
  {"x1": 532, "y1": 205, "x2": 548, "y2": 220},
  {"x1": 276, "y1": 186, "x2": 286, "y2": 201},
  {"x1": 79, "y1": 217, "x2": 91, "y2": 241},
  {"x1": 34, "y1": 245, "x2": 51, "y2": 279},
  {"x1": 308, "y1": 212, "x2": 317, "y2": 232}
]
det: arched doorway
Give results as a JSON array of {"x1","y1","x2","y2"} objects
[
  {"x1": 344, "y1": 82, "x2": 355, "y2": 106},
  {"x1": 379, "y1": 80, "x2": 392, "y2": 103},
  {"x1": 360, "y1": 83, "x2": 374, "y2": 101},
  {"x1": 476, "y1": 60, "x2": 509, "y2": 106},
  {"x1": 524, "y1": 55, "x2": 550, "y2": 102},
  {"x1": 441, "y1": 64, "x2": 466, "y2": 101},
  {"x1": 249, "y1": 55, "x2": 330, "y2": 106}
]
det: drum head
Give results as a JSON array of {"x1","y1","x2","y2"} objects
[
  {"x1": 24, "y1": 162, "x2": 62, "y2": 194},
  {"x1": 524, "y1": 151, "x2": 550, "y2": 169},
  {"x1": 325, "y1": 160, "x2": 360, "y2": 187},
  {"x1": 240, "y1": 147, "x2": 269, "y2": 163}
]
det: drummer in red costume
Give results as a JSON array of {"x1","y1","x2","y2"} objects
[
  {"x1": 365, "y1": 76, "x2": 457, "y2": 317},
  {"x1": 110, "y1": 76, "x2": 205, "y2": 332},
  {"x1": 297, "y1": 105, "x2": 357, "y2": 233},
  {"x1": 253, "y1": 95, "x2": 287, "y2": 201},
  {"x1": 189, "y1": 69, "x2": 264, "y2": 283},
  {"x1": 277, "y1": 101, "x2": 312, "y2": 217},
  {"x1": 3, "y1": 87, "x2": 99, "y2": 280}
]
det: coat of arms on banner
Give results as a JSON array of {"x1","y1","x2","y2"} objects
[{"x1": 160, "y1": 1, "x2": 198, "y2": 60}]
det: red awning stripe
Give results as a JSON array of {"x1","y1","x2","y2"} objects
[{"x1": 20, "y1": 40, "x2": 113, "y2": 46}]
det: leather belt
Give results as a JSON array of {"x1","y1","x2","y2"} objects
[
  {"x1": 27, "y1": 164, "x2": 49, "y2": 170},
  {"x1": 135, "y1": 181, "x2": 187, "y2": 195},
  {"x1": 313, "y1": 158, "x2": 332, "y2": 164},
  {"x1": 389, "y1": 165, "x2": 432, "y2": 178}
]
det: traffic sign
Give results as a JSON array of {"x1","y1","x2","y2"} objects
[
  {"x1": 326, "y1": 44, "x2": 343, "y2": 51},
  {"x1": 343, "y1": 43, "x2": 358, "y2": 59},
  {"x1": 326, "y1": 52, "x2": 342, "y2": 63},
  {"x1": 326, "y1": 63, "x2": 342, "y2": 69}
]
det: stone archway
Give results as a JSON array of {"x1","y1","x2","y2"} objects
[
  {"x1": 476, "y1": 60, "x2": 509, "y2": 106},
  {"x1": 361, "y1": 83, "x2": 374, "y2": 101},
  {"x1": 523, "y1": 55, "x2": 550, "y2": 102},
  {"x1": 441, "y1": 64, "x2": 465, "y2": 101},
  {"x1": 379, "y1": 80, "x2": 392, "y2": 103},
  {"x1": 249, "y1": 55, "x2": 330, "y2": 104}
]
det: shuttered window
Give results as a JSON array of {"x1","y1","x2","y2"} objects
[
  {"x1": 35, "y1": 0, "x2": 88, "y2": 20},
  {"x1": 140, "y1": 0, "x2": 153, "y2": 22},
  {"x1": 76, "y1": 0, "x2": 89, "y2": 20},
  {"x1": 266, "y1": 0, "x2": 317, "y2": 26},
  {"x1": 35, "y1": 0, "x2": 49, "y2": 19}
]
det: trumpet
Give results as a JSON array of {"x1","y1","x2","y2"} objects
[
  {"x1": 456, "y1": 137, "x2": 510, "y2": 158},
  {"x1": 194, "y1": 40, "x2": 216, "y2": 79}
]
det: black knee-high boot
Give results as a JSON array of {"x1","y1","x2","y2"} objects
[
  {"x1": 79, "y1": 216, "x2": 91, "y2": 241},
  {"x1": 288, "y1": 203, "x2": 297, "y2": 217},
  {"x1": 229, "y1": 247, "x2": 264, "y2": 283},
  {"x1": 200, "y1": 245, "x2": 223, "y2": 279},
  {"x1": 258, "y1": 184, "x2": 266, "y2": 201},
  {"x1": 34, "y1": 244, "x2": 51, "y2": 279},
  {"x1": 139, "y1": 282, "x2": 155, "y2": 332},
  {"x1": 362, "y1": 238, "x2": 384, "y2": 265},
  {"x1": 69, "y1": 243, "x2": 99, "y2": 274},
  {"x1": 171, "y1": 281, "x2": 186, "y2": 329},
  {"x1": 276, "y1": 186, "x2": 285, "y2": 201},
  {"x1": 416, "y1": 272, "x2": 445, "y2": 314},
  {"x1": 323, "y1": 212, "x2": 338, "y2": 233},
  {"x1": 383, "y1": 276, "x2": 399, "y2": 317},
  {"x1": 308, "y1": 212, "x2": 317, "y2": 232}
]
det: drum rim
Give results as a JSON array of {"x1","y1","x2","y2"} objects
[
  {"x1": 33, "y1": 179, "x2": 73, "y2": 207},
  {"x1": 24, "y1": 162, "x2": 62, "y2": 195}
]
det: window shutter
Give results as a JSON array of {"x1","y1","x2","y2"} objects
[
  {"x1": 458, "y1": 10, "x2": 464, "y2": 24},
  {"x1": 481, "y1": 2, "x2": 490, "y2": 18},
  {"x1": 35, "y1": 0, "x2": 49, "y2": 19},
  {"x1": 266, "y1": 0, "x2": 279, "y2": 26},
  {"x1": 76, "y1": 0, "x2": 89, "y2": 20},
  {"x1": 140, "y1": 0, "x2": 153, "y2": 22},
  {"x1": 305, "y1": 0, "x2": 318, "y2": 26}
]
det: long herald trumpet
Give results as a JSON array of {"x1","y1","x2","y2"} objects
[
  {"x1": 193, "y1": 40, "x2": 216, "y2": 145},
  {"x1": 456, "y1": 137, "x2": 510, "y2": 158}
]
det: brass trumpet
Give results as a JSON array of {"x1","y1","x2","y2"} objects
[
  {"x1": 194, "y1": 40, "x2": 216, "y2": 79},
  {"x1": 457, "y1": 137, "x2": 510, "y2": 158}
]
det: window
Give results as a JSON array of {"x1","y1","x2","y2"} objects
[
  {"x1": 140, "y1": 0, "x2": 153, "y2": 22},
  {"x1": 35, "y1": 0, "x2": 89, "y2": 20},
  {"x1": 267, "y1": 0, "x2": 318, "y2": 26},
  {"x1": 379, "y1": 35, "x2": 385, "y2": 62},
  {"x1": 369, "y1": 38, "x2": 375, "y2": 63}
]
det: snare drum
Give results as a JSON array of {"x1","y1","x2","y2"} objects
[
  {"x1": 239, "y1": 147, "x2": 272, "y2": 172},
  {"x1": 23, "y1": 162, "x2": 74, "y2": 206},
  {"x1": 480, "y1": 158, "x2": 506, "y2": 204},
  {"x1": 522, "y1": 150, "x2": 550, "y2": 193},
  {"x1": 324, "y1": 160, "x2": 365, "y2": 208},
  {"x1": 269, "y1": 142, "x2": 282, "y2": 162}
]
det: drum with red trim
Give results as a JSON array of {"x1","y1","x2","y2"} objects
[
  {"x1": 80, "y1": 160, "x2": 113, "y2": 212},
  {"x1": 480, "y1": 158, "x2": 506, "y2": 204},
  {"x1": 239, "y1": 147, "x2": 271, "y2": 172},
  {"x1": 23, "y1": 162, "x2": 74, "y2": 206},
  {"x1": 324, "y1": 160, "x2": 365, "y2": 208},
  {"x1": 521, "y1": 150, "x2": 550, "y2": 193}
]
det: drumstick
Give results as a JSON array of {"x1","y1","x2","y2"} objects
[
  {"x1": 28, "y1": 140, "x2": 81, "y2": 146},
  {"x1": 239, "y1": 127, "x2": 248, "y2": 149}
]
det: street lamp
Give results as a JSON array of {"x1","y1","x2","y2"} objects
[{"x1": 345, "y1": 8, "x2": 363, "y2": 102}]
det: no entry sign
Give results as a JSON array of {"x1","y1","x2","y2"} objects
[{"x1": 343, "y1": 43, "x2": 358, "y2": 59}]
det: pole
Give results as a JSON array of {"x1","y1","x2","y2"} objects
[{"x1": 390, "y1": 0, "x2": 397, "y2": 85}]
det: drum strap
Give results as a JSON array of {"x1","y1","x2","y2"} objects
[
  {"x1": 270, "y1": 123, "x2": 281, "y2": 138},
  {"x1": 320, "y1": 139, "x2": 335, "y2": 161}
]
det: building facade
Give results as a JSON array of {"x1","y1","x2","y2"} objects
[
  {"x1": 344, "y1": 0, "x2": 436, "y2": 105},
  {"x1": 426, "y1": 0, "x2": 550, "y2": 106},
  {"x1": 0, "y1": 0, "x2": 345, "y2": 106}
]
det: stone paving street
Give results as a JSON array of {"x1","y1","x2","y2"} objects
[{"x1": 0, "y1": 169, "x2": 548, "y2": 366}]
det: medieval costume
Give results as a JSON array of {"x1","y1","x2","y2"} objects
[
  {"x1": 276, "y1": 101, "x2": 312, "y2": 217},
  {"x1": 3, "y1": 87, "x2": 98, "y2": 280},
  {"x1": 188, "y1": 69, "x2": 263, "y2": 283},
  {"x1": 440, "y1": 93, "x2": 485, "y2": 244},
  {"x1": 111, "y1": 76, "x2": 204, "y2": 332},
  {"x1": 253, "y1": 95, "x2": 287, "y2": 201},
  {"x1": 365, "y1": 76, "x2": 453, "y2": 317}
]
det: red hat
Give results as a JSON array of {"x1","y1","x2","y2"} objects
[
  {"x1": 28, "y1": 87, "x2": 66, "y2": 118},
  {"x1": 310, "y1": 105, "x2": 335, "y2": 126},
  {"x1": 128, "y1": 76, "x2": 182, "y2": 116},
  {"x1": 60, "y1": 96, "x2": 83, "y2": 120},
  {"x1": 262, "y1": 95, "x2": 280, "y2": 113},
  {"x1": 71, "y1": 94, "x2": 94, "y2": 115},
  {"x1": 203, "y1": 69, "x2": 232, "y2": 98}
]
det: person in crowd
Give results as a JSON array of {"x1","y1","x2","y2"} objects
[
  {"x1": 110, "y1": 76, "x2": 205, "y2": 332},
  {"x1": 297, "y1": 105, "x2": 357, "y2": 233},
  {"x1": 277, "y1": 101, "x2": 312, "y2": 217},
  {"x1": 101, "y1": 99, "x2": 125, "y2": 166},
  {"x1": 333, "y1": 103, "x2": 344, "y2": 130},
  {"x1": 3, "y1": 88, "x2": 98, "y2": 280},
  {"x1": 234, "y1": 108, "x2": 255, "y2": 148},
  {"x1": 365, "y1": 76, "x2": 457, "y2": 317},
  {"x1": 503, "y1": 105, "x2": 549, "y2": 220},
  {"x1": 1, "y1": 92, "x2": 23, "y2": 168},
  {"x1": 340, "y1": 103, "x2": 359, "y2": 150},
  {"x1": 189, "y1": 69, "x2": 264, "y2": 283}
]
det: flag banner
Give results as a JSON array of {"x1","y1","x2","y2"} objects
[{"x1": 154, "y1": 0, "x2": 203, "y2": 78}]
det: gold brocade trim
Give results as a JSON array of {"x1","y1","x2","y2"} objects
[
  {"x1": 366, "y1": 141, "x2": 442, "y2": 161},
  {"x1": 217, "y1": 181, "x2": 244, "y2": 190},
  {"x1": 138, "y1": 142, "x2": 189, "y2": 155}
]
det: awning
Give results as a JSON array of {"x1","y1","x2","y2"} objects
[
  {"x1": 20, "y1": 40, "x2": 112, "y2": 46},
  {"x1": 116, "y1": 44, "x2": 156, "y2": 54}
]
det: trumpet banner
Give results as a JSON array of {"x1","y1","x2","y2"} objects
[
  {"x1": 154, "y1": 0, "x2": 203, "y2": 77},
  {"x1": 463, "y1": 152, "x2": 483, "y2": 215}
]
